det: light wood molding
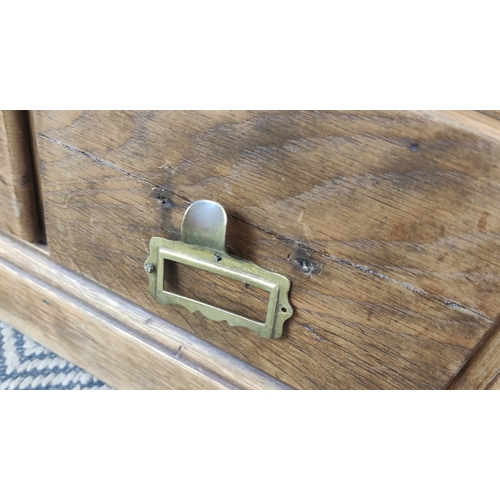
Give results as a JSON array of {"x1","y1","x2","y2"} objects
[
  {"x1": 0, "y1": 230, "x2": 290, "y2": 390},
  {"x1": 0, "y1": 111, "x2": 40, "y2": 242}
]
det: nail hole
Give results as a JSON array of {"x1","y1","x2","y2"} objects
[{"x1": 281, "y1": 307, "x2": 287, "y2": 313}]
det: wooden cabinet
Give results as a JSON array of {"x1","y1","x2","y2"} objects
[{"x1": 2, "y1": 110, "x2": 500, "y2": 389}]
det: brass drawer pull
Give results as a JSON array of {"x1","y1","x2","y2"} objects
[{"x1": 144, "y1": 200, "x2": 292, "y2": 339}]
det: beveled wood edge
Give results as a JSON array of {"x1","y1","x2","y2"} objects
[
  {"x1": 428, "y1": 111, "x2": 500, "y2": 141},
  {"x1": 434, "y1": 111, "x2": 500, "y2": 390},
  {"x1": 0, "y1": 230, "x2": 291, "y2": 390},
  {"x1": 0, "y1": 111, "x2": 41, "y2": 242},
  {"x1": 448, "y1": 317, "x2": 500, "y2": 390},
  {"x1": 486, "y1": 373, "x2": 500, "y2": 390}
]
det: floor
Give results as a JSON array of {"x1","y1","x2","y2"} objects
[{"x1": 0, "y1": 320, "x2": 112, "y2": 390}]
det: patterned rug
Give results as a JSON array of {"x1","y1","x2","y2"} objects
[{"x1": 0, "y1": 321, "x2": 112, "y2": 390}]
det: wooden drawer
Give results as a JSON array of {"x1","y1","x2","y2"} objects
[{"x1": 25, "y1": 110, "x2": 500, "y2": 389}]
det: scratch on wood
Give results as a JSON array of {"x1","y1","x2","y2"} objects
[
  {"x1": 230, "y1": 214, "x2": 489, "y2": 320},
  {"x1": 38, "y1": 134, "x2": 194, "y2": 205},
  {"x1": 332, "y1": 257, "x2": 489, "y2": 319}
]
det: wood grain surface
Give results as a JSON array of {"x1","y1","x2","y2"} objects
[
  {"x1": 32, "y1": 110, "x2": 500, "y2": 389},
  {"x1": 0, "y1": 230, "x2": 288, "y2": 390},
  {"x1": 477, "y1": 111, "x2": 500, "y2": 122},
  {"x1": 449, "y1": 318, "x2": 500, "y2": 390},
  {"x1": 487, "y1": 373, "x2": 500, "y2": 390},
  {"x1": 0, "y1": 111, "x2": 40, "y2": 242}
]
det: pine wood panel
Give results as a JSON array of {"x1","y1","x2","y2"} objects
[
  {"x1": 0, "y1": 111, "x2": 40, "y2": 242},
  {"x1": 0, "y1": 230, "x2": 288, "y2": 390},
  {"x1": 32, "y1": 111, "x2": 500, "y2": 389}
]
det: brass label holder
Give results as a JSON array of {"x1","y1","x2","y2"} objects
[{"x1": 144, "y1": 200, "x2": 292, "y2": 339}]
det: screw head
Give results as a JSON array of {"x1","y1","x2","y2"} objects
[{"x1": 144, "y1": 263, "x2": 156, "y2": 273}]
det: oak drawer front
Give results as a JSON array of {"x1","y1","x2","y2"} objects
[{"x1": 32, "y1": 111, "x2": 500, "y2": 389}]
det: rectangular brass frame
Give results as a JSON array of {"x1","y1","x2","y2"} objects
[{"x1": 145, "y1": 237, "x2": 292, "y2": 339}]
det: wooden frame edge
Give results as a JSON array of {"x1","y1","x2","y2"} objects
[
  {"x1": 0, "y1": 111, "x2": 41, "y2": 242},
  {"x1": 448, "y1": 317, "x2": 500, "y2": 390},
  {"x1": 427, "y1": 111, "x2": 500, "y2": 142},
  {"x1": 0, "y1": 231, "x2": 291, "y2": 390}
]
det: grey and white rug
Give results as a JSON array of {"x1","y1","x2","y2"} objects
[{"x1": 0, "y1": 321, "x2": 112, "y2": 390}]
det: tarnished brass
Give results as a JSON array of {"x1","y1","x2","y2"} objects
[{"x1": 144, "y1": 200, "x2": 293, "y2": 339}]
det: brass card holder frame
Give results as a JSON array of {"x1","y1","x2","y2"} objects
[{"x1": 144, "y1": 200, "x2": 292, "y2": 339}]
